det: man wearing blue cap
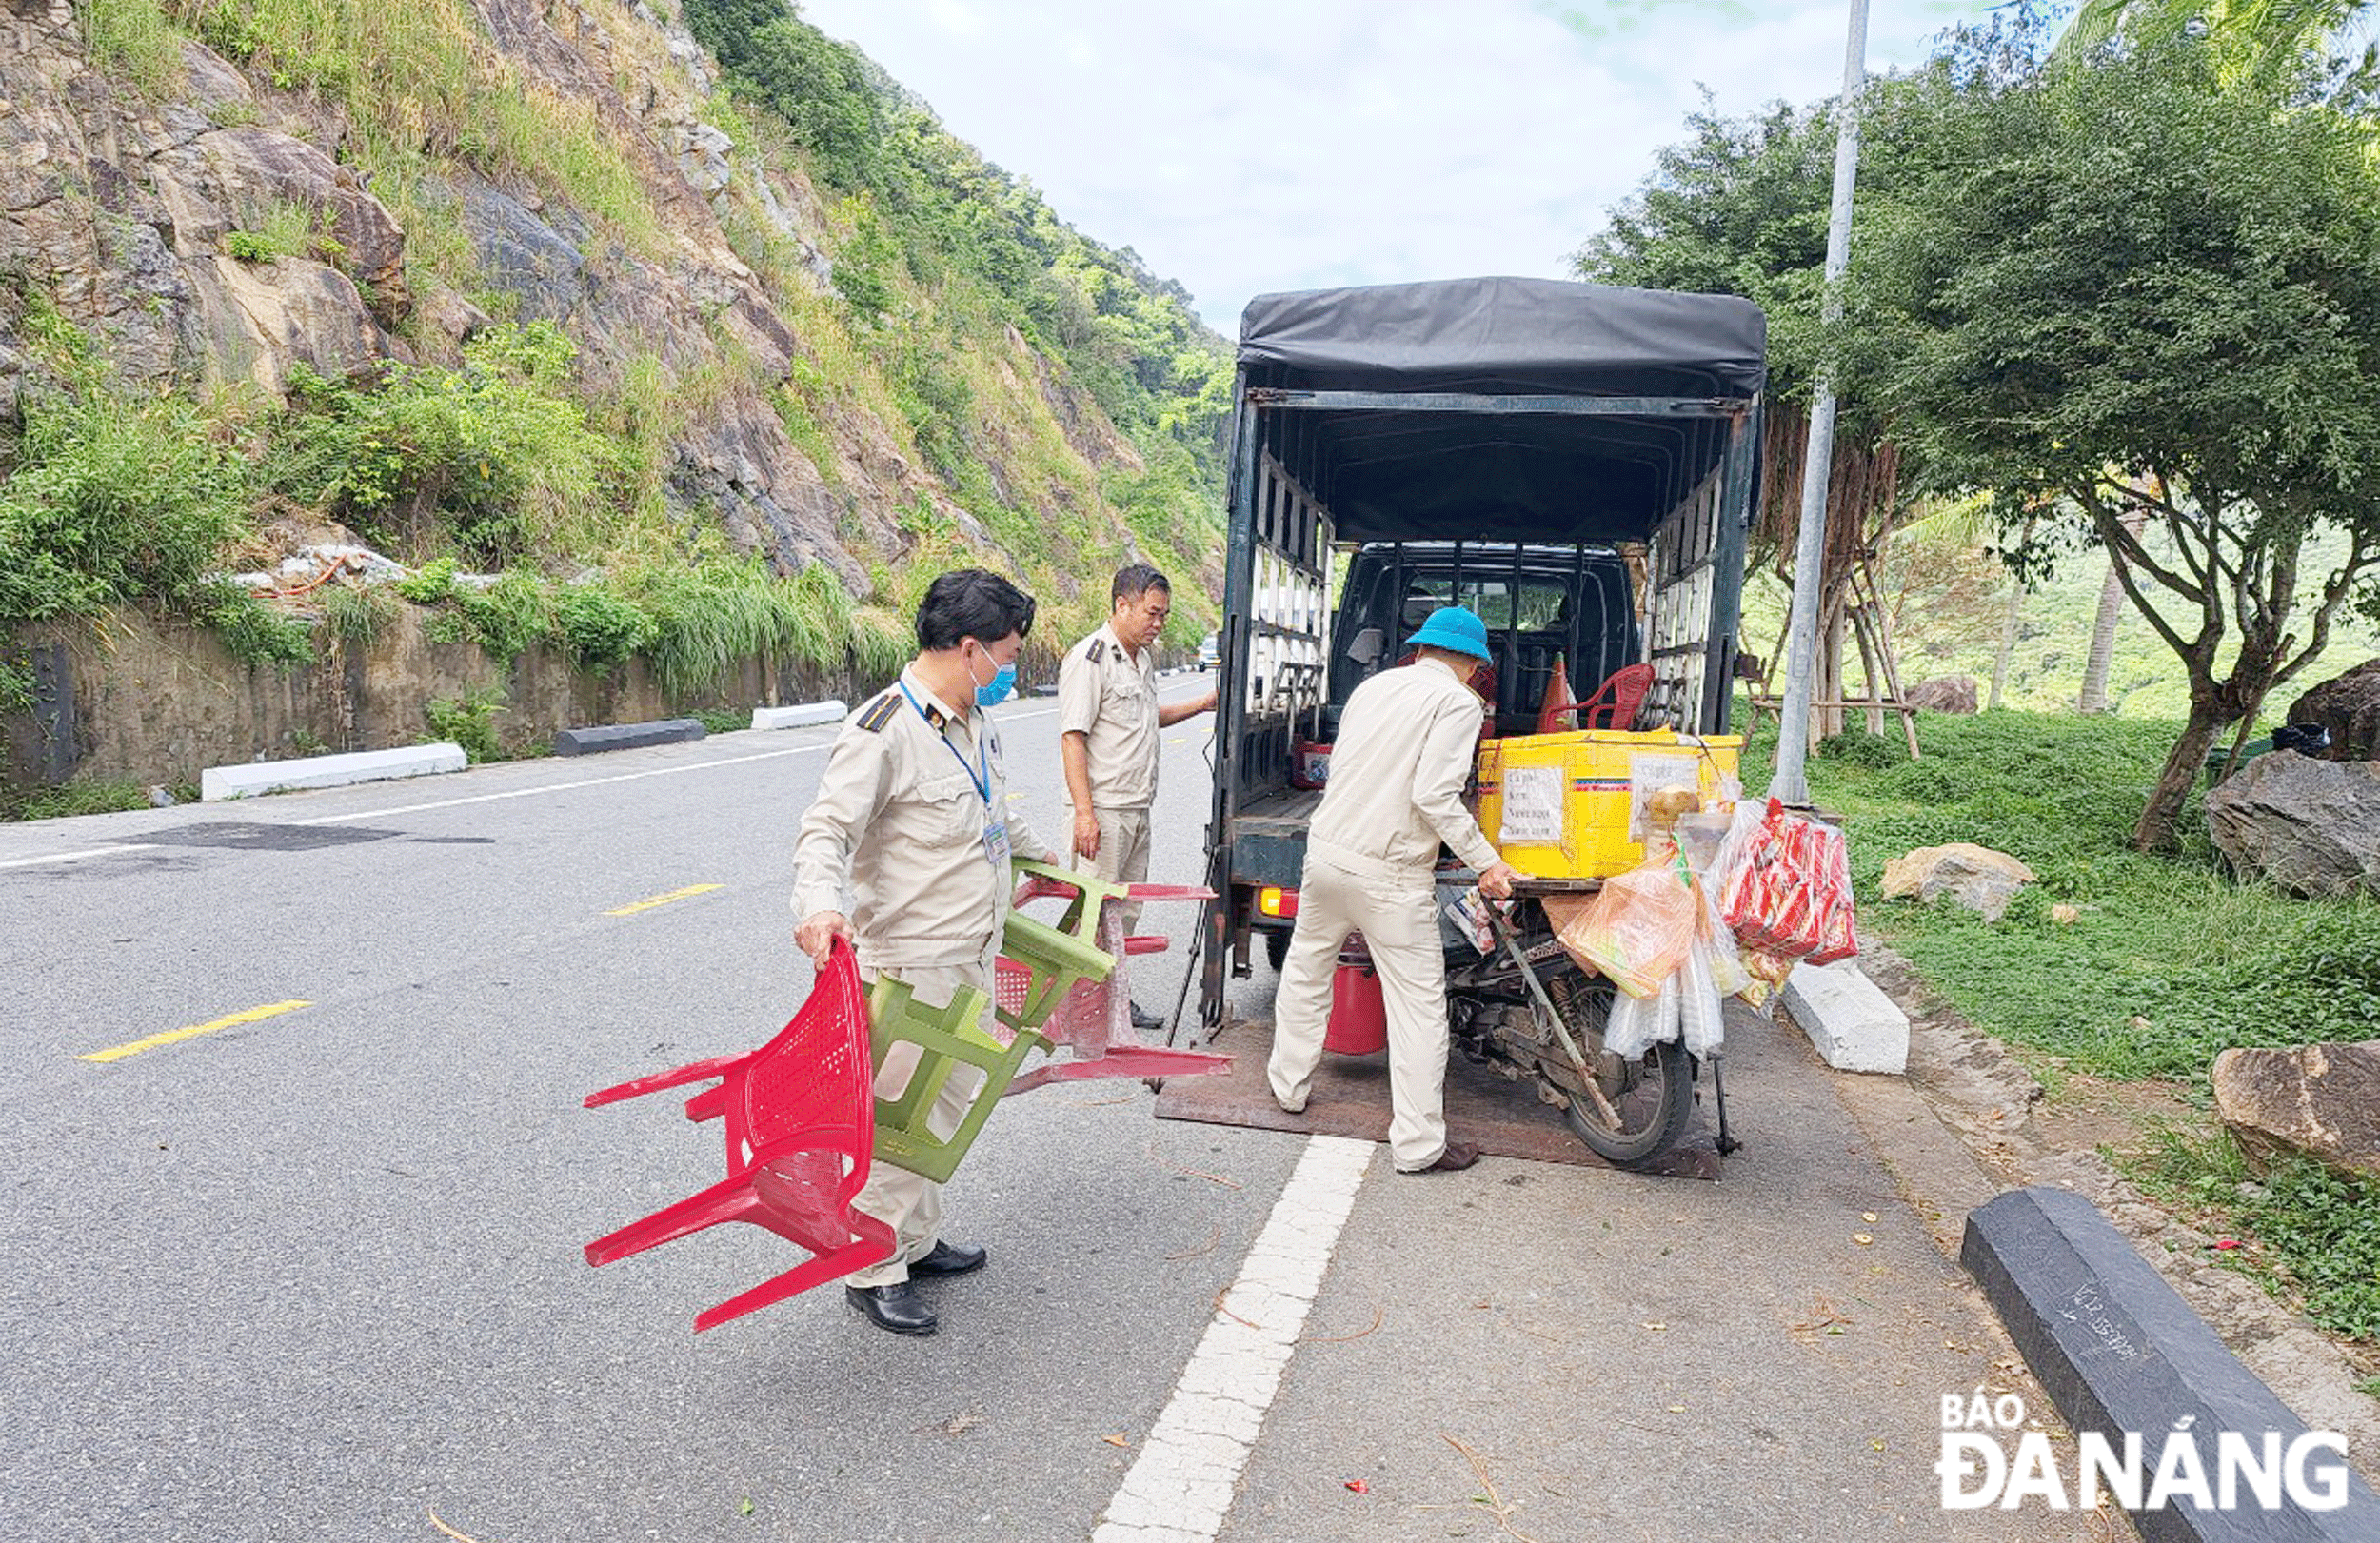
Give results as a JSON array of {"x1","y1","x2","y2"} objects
[{"x1": 1267, "y1": 605, "x2": 1521, "y2": 1172}]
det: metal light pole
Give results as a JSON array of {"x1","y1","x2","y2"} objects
[{"x1": 1770, "y1": 0, "x2": 1871, "y2": 806}]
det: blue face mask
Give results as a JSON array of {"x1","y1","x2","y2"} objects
[{"x1": 968, "y1": 645, "x2": 1017, "y2": 707}]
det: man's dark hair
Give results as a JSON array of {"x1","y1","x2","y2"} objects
[
  {"x1": 1112, "y1": 564, "x2": 1170, "y2": 603},
  {"x1": 916, "y1": 568, "x2": 1036, "y2": 651}
]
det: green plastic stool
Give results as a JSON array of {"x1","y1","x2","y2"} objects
[
  {"x1": 864, "y1": 975, "x2": 1045, "y2": 1184},
  {"x1": 997, "y1": 861, "x2": 1123, "y2": 1033}
]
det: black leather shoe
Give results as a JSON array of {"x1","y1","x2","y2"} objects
[
  {"x1": 846, "y1": 1282, "x2": 937, "y2": 1335},
  {"x1": 1129, "y1": 1000, "x2": 1167, "y2": 1032},
  {"x1": 908, "y1": 1239, "x2": 987, "y2": 1277}
]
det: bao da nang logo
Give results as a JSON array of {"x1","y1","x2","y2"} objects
[{"x1": 1937, "y1": 1391, "x2": 2353, "y2": 1512}]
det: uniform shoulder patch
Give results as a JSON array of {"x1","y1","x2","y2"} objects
[
  {"x1": 855, "y1": 692, "x2": 902, "y2": 732},
  {"x1": 1087, "y1": 637, "x2": 1107, "y2": 664}
]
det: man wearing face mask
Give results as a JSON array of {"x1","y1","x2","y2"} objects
[
  {"x1": 792, "y1": 568, "x2": 1057, "y2": 1335},
  {"x1": 1056, "y1": 564, "x2": 1218, "y2": 1029},
  {"x1": 1267, "y1": 606, "x2": 1522, "y2": 1174}
]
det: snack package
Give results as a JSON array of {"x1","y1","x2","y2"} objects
[{"x1": 1718, "y1": 799, "x2": 1859, "y2": 964}]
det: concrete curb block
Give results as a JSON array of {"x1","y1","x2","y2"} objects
[
  {"x1": 750, "y1": 701, "x2": 845, "y2": 731},
  {"x1": 201, "y1": 743, "x2": 467, "y2": 801},
  {"x1": 1781, "y1": 957, "x2": 1910, "y2": 1074},
  {"x1": 553, "y1": 719, "x2": 705, "y2": 757},
  {"x1": 1961, "y1": 1187, "x2": 2379, "y2": 1538}
]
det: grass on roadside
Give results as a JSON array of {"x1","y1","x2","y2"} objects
[{"x1": 1748, "y1": 704, "x2": 2380, "y2": 1356}]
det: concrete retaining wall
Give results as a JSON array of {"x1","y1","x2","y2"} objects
[{"x1": 2, "y1": 603, "x2": 891, "y2": 795}]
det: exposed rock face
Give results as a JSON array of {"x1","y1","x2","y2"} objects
[
  {"x1": 1880, "y1": 843, "x2": 2036, "y2": 921},
  {"x1": 1904, "y1": 676, "x2": 1979, "y2": 713},
  {"x1": 2289, "y1": 657, "x2": 2380, "y2": 763},
  {"x1": 2211, "y1": 1041, "x2": 2380, "y2": 1182},
  {"x1": 2205, "y1": 753, "x2": 2380, "y2": 899}
]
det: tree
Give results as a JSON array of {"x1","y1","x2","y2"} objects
[
  {"x1": 1849, "y1": 23, "x2": 2380, "y2": 849},
  {"x1": 2064, "y1": 0, "x2": 2379, "y2": 99}
]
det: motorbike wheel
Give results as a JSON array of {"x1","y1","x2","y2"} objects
[
  {"x1": 1560, "y1": 1036, "x2": 1696, "y2": 1169},
  {"x1": 1263, "y1": 929, "x2": 1289, "y2": 973}
]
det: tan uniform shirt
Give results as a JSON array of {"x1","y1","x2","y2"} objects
[
  {"x1": 1057, "y1": 622, "x2": 1160, "y2": 810},
  {"x1": 792, "y1": 665, "x2": 1055, "y2": 972},
  {"x1": 1308, "y1": 656, "x2": 1500, "y2": 881}
]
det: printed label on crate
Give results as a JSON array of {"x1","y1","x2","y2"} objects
[
  {"x1": 1627, "y1": 751, "x2": 1703, "y2": 841},
  {"x1": 1498, "y1": 763, "x2": 1565, "y2": 844}
]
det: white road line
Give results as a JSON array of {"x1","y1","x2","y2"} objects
[
  {"x1": 296, "y1": 744, "x2": 832, "y2": 824},
  {"x1": 0, "y1": 846, "x2": 127, "y2": 872},
  {"x1": 0, "y1": 700, "x2": 1083, "y2": 868},
  {"x1": 1094, "y1": 1134, "x2": 1374, "y2": 1542}
]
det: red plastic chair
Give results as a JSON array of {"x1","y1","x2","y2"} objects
[
  {"x1": 581, "y1": 939, "x2": 893, "y2": 1331},
  {"x1": 1568, "y1": 663, "x2": 1655, "y2": 731},
  {"x1": 999, "y1": 864, "x2": 1233, "y2": 1094}
]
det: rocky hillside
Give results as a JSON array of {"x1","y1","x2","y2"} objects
[{"x1": 0, "y1": 0, "x2": 1231, "y2": 720}]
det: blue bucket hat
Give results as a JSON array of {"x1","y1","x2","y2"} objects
[{"x1": 1403, "y1": 605, "x2": 1493, "y2": 663}]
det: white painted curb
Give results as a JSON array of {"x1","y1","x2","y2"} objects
[
  {"x1": 202, "y1": 743, "x2": 468, "y2": 801},
  {"x1": 750, "y1": 700, "x2": 846, "y2": 731},
  {"x1": 1781, "y1": 957, "x2": 1910, "y2": 1075}
]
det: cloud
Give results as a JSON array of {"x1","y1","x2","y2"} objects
[{"x1": 792, "y1": 0, "x2": 1994, "y2": 329}]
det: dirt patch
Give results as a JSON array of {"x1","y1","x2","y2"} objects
[{"x1": 1853, "y1": 940, "x2": 2380, "y2": 1482}]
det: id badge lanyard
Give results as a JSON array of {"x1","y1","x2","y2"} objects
[{"x1": 898, "y1": 681, "x2": 1009, "y2": 870}]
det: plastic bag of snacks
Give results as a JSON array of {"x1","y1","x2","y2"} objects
[{"x1": 1717, "y1": 799, "x2": 1858, "y2": 965}]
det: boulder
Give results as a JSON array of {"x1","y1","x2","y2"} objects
[
  {"x1": 2205, "y1": 753, "x2": 2380, "y2": 899},
  {"x1": 1879, "y1": 842, "x2": 2036, "y2": 921},
  {"x1": 2211, "y1": 1041, "x2": 2380, "y2": 1182},
  {"x1": 2289, "y1": 657, "x2": 2380, "y2": 762},
  {"x1": 1903, "y1": 675, "x2": 1979, "y2": 714}
]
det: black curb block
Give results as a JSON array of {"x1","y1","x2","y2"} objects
[
  {"x1": 1961, "y1": 1186, "x2": 2379, "y2": 1540},
  {"x1": 553, "y1": 719, "x2": 707, "y2": 757}
]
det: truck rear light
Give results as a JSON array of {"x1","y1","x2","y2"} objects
[{"x1": 1258, "y1": 885, "x2": 1299, "y2": 918}]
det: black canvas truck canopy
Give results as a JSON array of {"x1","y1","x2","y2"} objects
[{"x1": 1235, "y1": 275, "x2": 1766, "y2": 545}]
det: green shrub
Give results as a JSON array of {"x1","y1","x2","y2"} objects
[
  {"x1": 2, "y1": 779, "x2": 151, "y2": 821},
  {"x1": 0, "y1": 386, "x2": 249, "y2": 627},
  {"x1": 554, "y1": 583, "x2": 656, "y2": 672},
  {"x1": 423, "y1": 687, "x2": 506, "y2": 762},
  {"x1": 322, "y1": 583, "x2": 398, "y2": 644},
  {"x1": 195, "y1": 582, "x2": 315, "y2": 670},
  {"x1": 273, "y1": 325, "x2": 614, "y2": 563},
  {"x1": 394, "y1": 557, "x2": 460, "y2": 603},
  {"x1": 456, "y1": 570, "x2": 555, "y2": 662}
]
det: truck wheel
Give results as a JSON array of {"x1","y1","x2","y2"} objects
[
  {"x1": 1563, "y1": 1039, "x2": 1696, "y2": 1168},
  {"x1": 1263, "y1": 930, "x2": 1289, "y2": 972}
]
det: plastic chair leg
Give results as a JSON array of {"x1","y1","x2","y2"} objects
[
  {"x1": 584, "y1": 1173, "x2": 766, "y2": 1268},
  {"x1": 690, "y1": 1215, "x2": 896, "y2": 1332}
]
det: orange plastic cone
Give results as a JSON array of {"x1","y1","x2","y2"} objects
[{"x1": 1536, "y1": 652, "x2": 1577, "y2": 735}]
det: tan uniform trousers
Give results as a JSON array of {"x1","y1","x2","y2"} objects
[
  {"x1": 844, "y1": 960, "x2": 989, "y2": 1288},
  {"x1": 1265, "y1": 854, "x2": 1451, "y2": 1171},
  {"x1": 1085, "y1": 806, "x2": 1152, "y2": 934}
]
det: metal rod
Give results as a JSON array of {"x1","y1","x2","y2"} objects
[{"x1": 1773, "y1": 0, "x2": 1872, "y2": 804}]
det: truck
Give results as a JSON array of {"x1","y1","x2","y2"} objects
[{"x1": 1197, "y1": 275, "x2": 1766, "y2": 1029}]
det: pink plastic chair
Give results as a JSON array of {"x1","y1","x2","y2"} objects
[
  {"x1": 582, "y1": 939, "x2": 893, "y2": 1331},
  {"x1": 1569, "y1": 663, "x2": 1655, "y2": 731},
  {"x1": 999, "y1": 866, "x2": 1232, "y2": 1095}
]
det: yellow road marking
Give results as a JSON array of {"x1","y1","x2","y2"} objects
[
  {"x1": 605, "y1": 883, "x2": 723, "y2": 917},
  {"x1": 80, "y1": 999, "x2": 312, "y2": 1063}
]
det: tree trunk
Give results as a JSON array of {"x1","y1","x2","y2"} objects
[
  {"x1": 2077, "y1": 506, "x2": 2149, "y2": 714},
  {"x1": 2075, "y1": 558, "x2": 2126, "y2": 713},
  {"x1": 2133, "y1": 706, "x2": 2226, "y2": 852},
  {"x1": 1989, "y1": 575, "x2": 2022, "y2": 710}
]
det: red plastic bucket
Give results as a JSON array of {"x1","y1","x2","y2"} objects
[{"x1": 1324, "y1": 957, "x2": 1388, "y2": 1056}]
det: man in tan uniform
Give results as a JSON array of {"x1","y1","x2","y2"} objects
[
  {"x1": 793, "y1": 568, "x2": 1056, "y2": 1335},
  {"x1": 1267, "y1": 605, "x2": 1520, "y2": 1173},
  {"x1": 1057, "y1": 564, "x2": 1217, "y2": 1028}
]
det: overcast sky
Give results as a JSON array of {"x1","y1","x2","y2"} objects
[{"x1": 791, "y1": 0, "x2": 2009, "y2": 333}]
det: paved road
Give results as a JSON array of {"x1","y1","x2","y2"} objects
[{"x1": 0, "y1": 676, "x2": 2087, "y2": 1542}]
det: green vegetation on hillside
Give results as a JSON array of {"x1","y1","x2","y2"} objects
[{"x1": 12, "y1": 0, "x2": 1230, "y2": 724}]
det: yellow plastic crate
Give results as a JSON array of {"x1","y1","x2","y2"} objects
[{"x1": 1474, "y1": 729, "x2": 1744, "y2": 879}]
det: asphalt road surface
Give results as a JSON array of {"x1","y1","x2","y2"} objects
[{"x1": 1, "y1": 675, "x2": 2089, "y2": 1542}]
